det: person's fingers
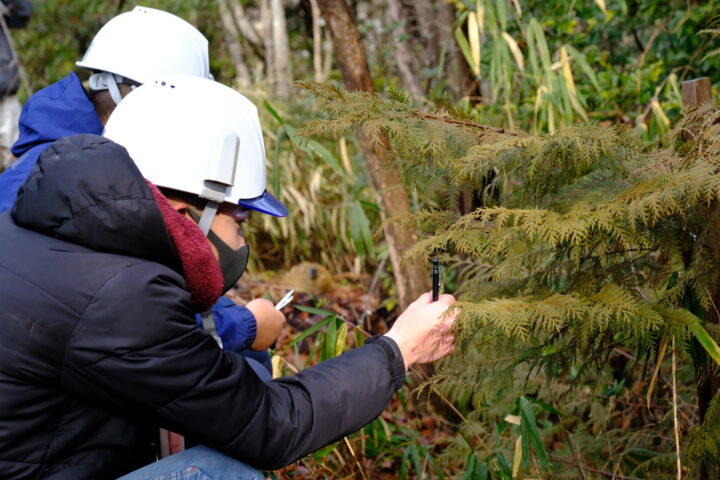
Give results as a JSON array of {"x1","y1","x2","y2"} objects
[
  {"x1": 407, "y1": 291, "x2": 434, "y2": 309},
  {"x1": 436, "y1": 294, "x2": 456, "y2": 305}
]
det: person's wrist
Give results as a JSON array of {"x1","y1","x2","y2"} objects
[
  {"x1": 384, "y1": 331, "x2": 413, "y2": 370},
  {"x1": 366, "y1": 335, "x2": 406, "y2": 390}
]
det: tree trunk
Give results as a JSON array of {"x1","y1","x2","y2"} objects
[
  {"x1": 309, "y1": 0, "x2": 324, "y2": 82},
  {"x1": 228, "y1": 0, "x2": 263, "y2": 49},
  {"x1": 260, "y1": 0, "x2": 275, "y2": 86},
  {"x1": 386, "y1": 0, "x2": 424, "y2": 103},
  {"x1": 270, "y1": 0, "x2": 292, "y2": 97},
  {"x1": 315, "y1": 0, "x2": 430, "y2": 309},
  {"x1": 217, "y1": 0, "x2": 251, "y2": 86},
  {"x1": 409, "y1": 0, "x2": 441, "y2": 74}
]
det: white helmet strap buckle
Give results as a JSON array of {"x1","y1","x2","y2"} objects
[
  {"x1": 88, "y1": 72, "x2": 127, "y2": 105},
  {"x1": 198, "y1": 131, "x2": 239, "y2": 202}
]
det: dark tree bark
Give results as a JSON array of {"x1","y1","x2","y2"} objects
[{"x1": 315, "y1": 0, "x2": 430, "y2": 309}]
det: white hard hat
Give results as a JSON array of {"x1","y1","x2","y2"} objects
[
  {"x1": 76, "y1": 6, "x2": 211, "y2": 85},
  {"x1": 103, "y1": 75, "x2": 287, "y2": 225}
]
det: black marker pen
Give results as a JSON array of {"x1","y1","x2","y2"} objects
[{"x1": 432, "y1": 258, "x2": 440, "y2": 302}]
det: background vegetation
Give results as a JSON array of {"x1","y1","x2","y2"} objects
[{"x1": 8, "y1": 0, "x2": 720, "y2": 478}]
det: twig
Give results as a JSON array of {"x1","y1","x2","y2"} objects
[
  {"x1": 359, "y1": 255, "x2": 388, "y2": 329},
  {"x1": 672, "y1": 335, "x2": 682, "y2": 480},
  {"x1": 412, "y1": 112, "x2": 526, "y2": 137},
  {"x1": 567, "y1": 433, "x2": 589, "y2": 480},
  {"x1": 342, "y1": 437, "x2": 368, "y2": 480},
  {"x1": 550, "y1": 456, "x2": 643, "y2": 480},
  {"x1": 612, "y1": 347, "x2": 637, "y2": 362}
]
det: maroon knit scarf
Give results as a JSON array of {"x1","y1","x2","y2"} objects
[{"x1": 146, "y1": 181, "x2": 222, "y2": 312}]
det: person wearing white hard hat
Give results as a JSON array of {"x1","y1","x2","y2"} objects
[
  {"x1": 0, "y1": 5, "x2": 285, "y2": 380},
  {"x1": 0, "y1": 5, "x2": 212, "y2": 212},
  {"x1": 0, "y1": 75, "x2": 457, "y2": 479}
]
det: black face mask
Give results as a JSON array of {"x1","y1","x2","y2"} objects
[{"x1": 188, "y1": 208, "x2": 250, "y2": 293}]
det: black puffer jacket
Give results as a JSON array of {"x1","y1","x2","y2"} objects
[{"x1": 0, "y1": 135, "x2": 405, "y2": 479}]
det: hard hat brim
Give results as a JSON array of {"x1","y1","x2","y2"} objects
[{"x1": 238, "y1": 190, "x2": 288, "y2": 217}]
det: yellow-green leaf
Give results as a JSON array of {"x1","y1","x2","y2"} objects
[
  {"x1": 651, "y1": 99, "x2": 670, "y2": 130},
  {"x1": 455, "y1": 27, "x2": 478, "y2": 77},
  {"x1": 646, "y1": 335, "x2": 668, "y2": 408},
  {"x1": 502, "y1": 32, "x2": 524, "y2": 72},
  {"x1": 594, "y1": 0, "x2": 608, "y2": 16},
  {"x1": 335, "y1": 321, "x2": 348, "y2": 356},
  {"x1": 512, "y1": 435, "x2": 523, "y2": 478},
  {"x1": 468, "y1": 12, "x2": 481, "y2": 76},
  {"x1": 687, "y1": 320, "x2": 720, "y2": 365},
  {"x1": 560, "y1": 46, "x2": 587, "y2": 120}
]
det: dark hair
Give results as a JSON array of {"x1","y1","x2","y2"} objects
[{"x1": 88, "y1": 83, "x2": 135, "y2": 124}]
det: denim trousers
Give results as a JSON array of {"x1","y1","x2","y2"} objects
[{"x1": 117, "y1": 446, "x2": 265, "y2": 480}]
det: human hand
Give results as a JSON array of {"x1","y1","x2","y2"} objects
[
  {"x1": 384, "y1": 292, "x2": 457, "y2": 370},
  {"x1": 246, "y1": 298, "x2": 286, "y2": 351}
]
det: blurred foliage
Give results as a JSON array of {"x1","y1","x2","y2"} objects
[{"x1": 452, "y1": 0, "x2": 720, "y2": 137}]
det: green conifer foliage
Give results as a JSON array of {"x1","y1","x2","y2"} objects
[{"x1": 302, "y1": 83, "x2": 720, "y2": 477}]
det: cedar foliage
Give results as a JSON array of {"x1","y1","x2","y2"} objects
[{"x1": 302, "y1": 83, "x2": 720, "y2": 478}]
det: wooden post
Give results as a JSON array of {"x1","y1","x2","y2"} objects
[{"x1": 682, "y1": 77, "x2": 712, "y2": 109}]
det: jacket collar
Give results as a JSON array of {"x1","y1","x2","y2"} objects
[{"x1": 13, "y1": 134, "x2": 182, "y2": 273}]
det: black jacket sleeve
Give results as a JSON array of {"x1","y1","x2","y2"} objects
[{"x1": 61, "y1": 263, "x2": 405, "y2": 470}]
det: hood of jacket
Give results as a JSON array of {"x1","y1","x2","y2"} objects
[
  {"x1": 11, "y1": 72, "x2": 104, "y2": 158},
  {"x1": 12, "y1": 134, "x2": 182, "y2": 272}
]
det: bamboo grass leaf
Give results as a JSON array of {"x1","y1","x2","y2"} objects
[
  {"x1": 468, "y1": 12, "x2": 482, "y2": 77},
  {"x1": 502, "y1": 32, "x2": 524, "y2": 72},
  {"x1": 455, "y1": 27, "x2": 478, "y2": 77}
]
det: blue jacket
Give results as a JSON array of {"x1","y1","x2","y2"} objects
[
  {"x1": 0, "y1": 73, "x2": 259, "y2": 353},
  {"x1": 0, "y1": 73, "x2": 104, "y2": 213}
]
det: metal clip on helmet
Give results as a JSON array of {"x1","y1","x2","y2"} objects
[
  {"x1": 102, "y1": 75, "x2": 287, "y2": 234},
  {"x1": 77, "y1": 6, "x2": 212, "y2": 104}
]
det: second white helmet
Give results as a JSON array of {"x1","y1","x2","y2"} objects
[
  {"x1": 76, "y1": 6, "x2": 212, "y2": 86},
  {"x1": 102, "y1": 75, "x2": 287, "y2": 218}
]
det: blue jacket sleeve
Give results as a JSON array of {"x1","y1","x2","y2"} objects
[{"x1": 195, "y1": 296, "x2": 257, "y2": 352}]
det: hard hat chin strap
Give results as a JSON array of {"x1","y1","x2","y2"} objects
[
  {"x1": 197, "y1": 200, "x2": 219, "y2": 235},
  {"x1": 88, "y1": 72, "x2": 128, "y2": 105}
]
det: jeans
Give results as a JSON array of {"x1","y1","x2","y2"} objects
[{"x1": 117, "y1": 446, "x2": 265, "y2": 480}]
